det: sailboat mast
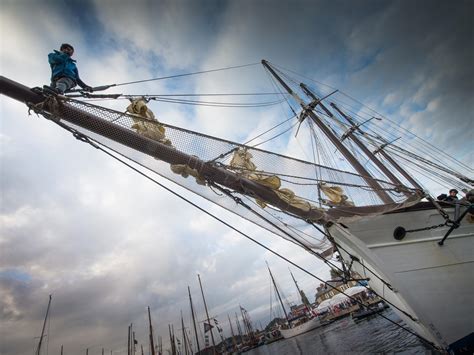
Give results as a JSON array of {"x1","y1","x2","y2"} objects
[
  {"x1": 35, "y1": 294, "x2": 52, "y2": 355},
  {"x1": 239, "y1": 306, "x2": 249, "y2": 337},
  {"x1": 266, "y1": 263, "x2": 290, "y2": 323},
  {"x1": 127, "y1": 324, "x2": 131, "y2": 355},
  {"x1": 180, "y1": 311, "x2": 189, "y2": 355},
  {"x1": 300, "y1": 83, "x2": 409, "y2": 196},
  {"x1": 289, "y1": 270, "x2": 302, "y2": 297},
  {"x1": 188, "y1": 286, "x2": 201, "y2": 353},
  {"x1": 289, "y1": 269, "x2": 311, "y2": 312},
  {"x1": 261, "y1": 61, "x2": 393, "y2": 204},
  {"x1": 168, "y1": 324, "x2": 174, "y2": 355},
  {"x1": 148, "y1": 307, "x2": 156, "y2": 355},
  {"x1": 374, "y1": 140, "x2": 425, "y2": 190},
  {"x1": 197, "y1": 274, "x2": 216, "y2": 351},
  {"x1": 235, "y1": 312, "x2": 243, "y2": 338},
  {"x1": 227, "y1": 314, "x2": 238, "y2": 351},
  {"x1": 329, "y1": 101, "x2": 412, "y2": 195}
]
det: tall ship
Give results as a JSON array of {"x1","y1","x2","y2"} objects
[{"x1": 1, "y1": 59, "x2": 472, "y2": 353}]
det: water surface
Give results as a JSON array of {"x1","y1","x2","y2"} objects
[{"x1": 248, "y1": 309, "x2": 436, "y2": 354}]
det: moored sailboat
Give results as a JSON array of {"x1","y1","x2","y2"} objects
[{"x1": 266, "y1": 262, "x2": 322, "y2": 339}]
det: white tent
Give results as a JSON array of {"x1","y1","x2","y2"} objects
[
  {"x1": 316, "y1": 292, "x2": 350, "y2": 310},
  {"x1": 316, "y1": 299, "x2": 333, "y2": 310},
  {"x1": 330, "y1": 292, "x2": 350, "y2": 305},
  {"x1": 344, "y1": 286, "x2": 367, "y2": 296}
]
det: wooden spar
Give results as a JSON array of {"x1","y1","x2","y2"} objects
[
  {"x1": 266, "y1": 262, "x2": 290, "y2": 324},
  {"x1": 133, "y1": 331, "x2": 137, "y2": 354},
  {"x1": 197, "y1": 274, "x2": 216, "y2": 352},
  {"x1": 374, "y1": 140, "x2": 425, "y2": 190},
  {"x1": 260, "y1": 62, "x2": 393, "y2": 204},
  {"x1": 0, "y1": 75, "x2": 328, "y2": 224},
  {"x1": 35, "y1": 294, "x2": 52, "y2": 355},
  {"x1": 168, "y1": 325, "x2": 173, "y2": 355},
  {"x1": 127, "y1": 325, "x2": 130, "y2": 355},
  {"x1": 328, "y1": 101, "x2": 411, "y2": 197},
  {"x1": 180, "y1": 311, "x2": 189, "y2": 355},
  {"x1": 171, "y1": 325, "x2": 177, "y2": 355},
  {"x1": 299, "y1": 83, "x2": 409, "y2": 197},
  {"x1": 239, "y1": 306, "x2": 248, "y2": 338},
  {"x1": 188, "y1": 286, "x2": 201, "y2": 353},
  {"x1": 235, "y1": 312, "x2": 243, "y2": 338},
  {"x1": 148, "y1": 307, "x2": 156, "y2": 355},
  {"x1": 289, "y1": 269, "x2": 310, "y2": 311},
  {"x1": 227, "y1": 314, "x2": 238, "y2": 352}
]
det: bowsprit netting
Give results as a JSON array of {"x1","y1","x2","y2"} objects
[{"x1": 42, "y1": 96, "x2": 420, "y2": 252}]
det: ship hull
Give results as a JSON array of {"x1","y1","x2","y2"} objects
[
  {"x1": 328, "y1": 204, "x2": 474, "y2": 350},
  {"x1": 279, "y1": 317, "x2": 322, "y2": 339}
]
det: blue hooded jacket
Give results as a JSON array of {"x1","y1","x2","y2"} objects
[{"x1": 48, "y1": 50, "x2": 81, "y2": 83}]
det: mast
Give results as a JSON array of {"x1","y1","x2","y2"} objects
[
  {"x1": 35, "y1": 294, "x2": 52, "y2": 355},
  {"x1": 239, "y1": 306, "x2": 249, "y2": 340},
  {"x1": 147, "y1": 307, "x2": 156, "y2": 355},
  {"x1": 330, "y1": 102, "x2": 412, "y2": 196},
  {"x1": 197, "y1": 274, "x2": 216, "y2": 352},
  {"x1": 235, "y1": 312, "x2": 243, "y2": 339},
  {"x1": 168, "y1": 325, "x2": 174, "y2": 355},
  {"x1": 133, "y1": 331, "x2": 137, "y2": 354},
  {"x1": 188, "y1": 286, "x2": 201, "y2": 353},
  {"x1": 261, "y1": 61, "x2": 393, "y2": 204},
  {"x1": 127, "y1": 325, "x2": 131, "y2": 355},
  {"x1": 227, "y1": 314, "x2": 238, "y2": 352},
  {"x1": 180, "y1": 311, "x2": 189, "y2": 355},
  {"x1": 289, "y1": 269, "x2": 310, "y2": 310},
  {"x1": 265, "y1": 262, "x2": 290, "y2": 324},
  {"x1": 171, "y1": 324, "x2": 177, "y2": 355},
  {"x1": 373, "y1": 139, "x2": 425, "y2": 191},
  {"x1": 300, "y1": 83, "x2": 410, "y2": 197}
]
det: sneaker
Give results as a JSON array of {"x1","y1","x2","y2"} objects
[{"x1": 42, "y1": 85, "x2": 62, "y2": 95}]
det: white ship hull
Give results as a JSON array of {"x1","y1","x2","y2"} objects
[
  {"x1": 279, "y1": 316, "x2": 322, "y2": 339},
  {"x1": 328, "y1": 204, "x2": 474, "y2": 350}
]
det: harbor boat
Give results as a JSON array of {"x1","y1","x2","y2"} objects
[
  {"x1": 266, "y1": 262, "x2": 322, "y2": 339},
  {"x1": 351, "y1": 303, "x2": 385, "y2": 321},
  {"x1": 279, "y1": 316, "x2": 322, "y2": 339},
  {"x1": 1, "y1": 58, "x2": 472, "y2": 353},
  {"x1": 263, "y1": 329, "x2": 283, "y2": 344}
]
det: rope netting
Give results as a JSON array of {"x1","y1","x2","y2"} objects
[{"x1": 42, "y1": 96, "x2": 420, "y2": 251}]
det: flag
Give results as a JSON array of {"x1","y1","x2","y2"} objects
[
  {"x1": 204, "y1": 322, "x2": 214, "y2": 333},
  {"x1": 213, "y1": 318, "x2": 223, "y2": 333}
]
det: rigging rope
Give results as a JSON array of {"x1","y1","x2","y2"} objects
[
  {"x1": 267, "y1": 62, "x2": 472, "y2": 179},
  {"x1": 111, "y1": 62, "x2": 260, "y2": 87},
  {"x1": 27, "y1": 103, "x2": 440, "y2": 351}
]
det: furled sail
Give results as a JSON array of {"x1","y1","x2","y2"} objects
[{"x1": 29, "y1": 95, "x2": 424, "y2": 252}]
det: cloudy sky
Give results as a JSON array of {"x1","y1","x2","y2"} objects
[{"x1": 1, "y1": 0, "x2": 473, "y2": 354}]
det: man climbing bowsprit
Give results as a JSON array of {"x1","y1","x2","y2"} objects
[{"x1": 47, "y1": 43, "x2": 92, "y2": 94}]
